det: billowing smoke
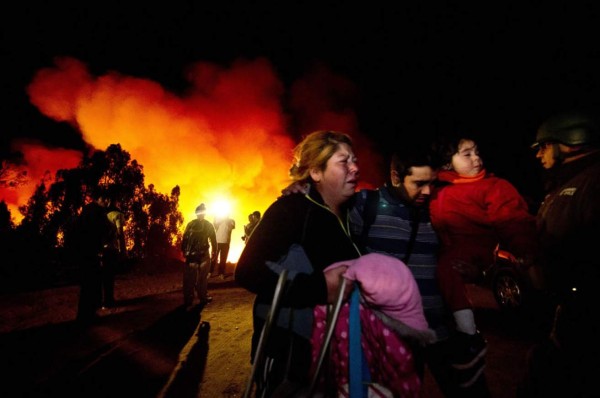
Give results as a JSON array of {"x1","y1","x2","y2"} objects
[
  {"x1": 4, "y1": 56, "x2": 383, "y2": 261},
  {"x1": 1, "y1": 141, "x2": 82, "y2": 215}
]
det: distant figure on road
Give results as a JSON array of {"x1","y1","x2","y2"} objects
[
  {"x1": 181, "y1": 203, "x2": 217, "y2": 308},
  {"x1": 73, "y1": 189, "x2": 112, "y2": 324},
  {"x1": 102, "y1": 197, "x2": 126, "y2": 309},
  {"x1": 242, "y1": 210, "x2": 261, "y2": 244},
  {"x1": 213, "y1": 214, "x2": 235, "y2": 278}
]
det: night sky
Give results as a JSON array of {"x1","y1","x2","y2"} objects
[{"x1": 4, "y1": 2, "x2": 600, "y2": 202}]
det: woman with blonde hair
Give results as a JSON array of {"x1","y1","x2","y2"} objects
[{"x1": 235, "y1": 130, "x2": 361, "y2": 396}]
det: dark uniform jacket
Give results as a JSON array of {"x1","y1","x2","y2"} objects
[{"x1": 537, "y1": 151, "x2": 600, "y2": 297}]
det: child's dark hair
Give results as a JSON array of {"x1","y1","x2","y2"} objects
[{"x1": 432, "y1": 133, "x2": 478, "y2": 166}]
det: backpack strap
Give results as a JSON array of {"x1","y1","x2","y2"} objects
[
  {"x1": 403, "y1": 207, "x2": 422, "y2": 264},
  {"x1": 358, "y1": 188, "x2": 421, "y2": 264},
  {"x1": 358, "y1": 190, "x2": 380, "y2": 252}
]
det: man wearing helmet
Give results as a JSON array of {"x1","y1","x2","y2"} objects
[
  {"x1": 181, "y1": 203, "x2": 217, "y2": 309},
  {"x1": 519, "y1": 111, "x2": 600, "y2": 397},
  {"x1": 532, "y1": 111, "x2": 600, "y2": 171}
]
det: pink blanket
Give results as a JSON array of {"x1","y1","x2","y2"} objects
[
  {"x1": 310, "y1": 253, "x2": 429, "y2": 397},
  {"x1": 326, "y1": 252, "x2": 429, "y2": 331},
  {"x1": 310, "y1": 303, "x2": 421, "y2": 397}
]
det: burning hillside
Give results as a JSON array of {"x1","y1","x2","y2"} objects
[{"x1": 2, "y1": 56, "x2": 384, "y2": 261}]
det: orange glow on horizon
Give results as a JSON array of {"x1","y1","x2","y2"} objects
[
  {"x1": 3, "y1": 56, "x2": 384, "y2": 262},
  {"x1": 1, "y1": 141, "x2": 82, "y2": 224}
]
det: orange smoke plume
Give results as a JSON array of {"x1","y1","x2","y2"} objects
[
  {"x1": 1, "y1": 141, "x2": 82, "y2": 223},
  {"x1": 18, "y1": 56, "x2": 383, "y2": 261}
]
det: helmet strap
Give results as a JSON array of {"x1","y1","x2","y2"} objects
[
  {"x1": 552, "y1": 142, "x2": 565, "y2": 164},
  {"x1": 567, "y1": 144, "x2": 591, "y2": 157}
]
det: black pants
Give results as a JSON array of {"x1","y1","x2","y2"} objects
[
  {"x1": 101, "y1": 250, "x2": 118, "y2": 307},
  {"x1": 77, "y1": 256, "x2": 102, "y2": 322},
  {"x1": 518, "y1": 293, "x2": 600, "y2": 397},
  {"x1": 251, "y1": 316, "x2": 312, "y2": 397}
]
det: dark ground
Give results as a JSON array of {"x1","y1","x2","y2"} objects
[{"x1": 0, "y1": 265, "x2": 547, "y2": 397}]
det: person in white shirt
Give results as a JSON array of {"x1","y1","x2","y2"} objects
[{"x1": 213, "y1": 215, "x2": 235, "y2": 278}]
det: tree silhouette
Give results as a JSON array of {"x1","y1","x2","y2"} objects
[
  {"x1": 0, "y1": 200, "x2": 13, "y2": 232},
  {"x1": 143, "y1": 184, "x2": 184, "y2": 261},
  {"x1": 2, "y1": 143, "x2": 183, "y2": 292},
  {"x1": 7, "y1": 183, "x2": 58, "y2": 291}
]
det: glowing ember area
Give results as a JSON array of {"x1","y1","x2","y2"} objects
[
  {"x1": 4, "y1": 56, "x2": 383, "y2": 262},
  {"x1": 1, "y1": 141, "x2": 82, "y2": 221}
]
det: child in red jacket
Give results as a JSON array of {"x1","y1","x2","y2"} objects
[{"x1": 430, "y1": 136, "x2": 537, "y2": 373}]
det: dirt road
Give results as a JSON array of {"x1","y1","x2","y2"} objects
[{"x1": 0, "y1": 270, "x2": 544, "y2": 397}]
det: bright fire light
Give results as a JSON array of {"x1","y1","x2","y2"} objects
[
  {"x1": 2, "y1": 56, "x2": 384, "y2": 266},
  {"x1": 183, "y1": 193, "x2": 249, "y2": 264},
  {"x1": 211, "y1": 198, "x2": 233, "y2": 218}
]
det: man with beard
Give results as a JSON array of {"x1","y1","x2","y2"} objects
[{"x1": 349, "y1": 147, "x2": 490, "y2": 397}]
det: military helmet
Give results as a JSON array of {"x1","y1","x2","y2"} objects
[{"x1": 532, "y1": 111, "x2": 599, "y2": 148}]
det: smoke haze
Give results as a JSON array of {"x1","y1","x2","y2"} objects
[{"x1": 4, "y1": 56, "x2": 383, "y2": 261}]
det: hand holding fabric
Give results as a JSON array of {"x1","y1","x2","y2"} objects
[
  {"x1": 324, "y1": 265, "x2": 353, "y2": 304},
  {"x1": 325, "y1": 253, "x2": 430, "y2": 332}
]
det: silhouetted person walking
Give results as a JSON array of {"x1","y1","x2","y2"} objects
[
  {"x1": 102, "y1": 198, "x2": 126, "y2": 309},
  {"x1": 181, "y1": 203, "x2": 217, "y2": 308},
  {"x1": 73, "y1": 190, "x2": 112, "y2": 324}
]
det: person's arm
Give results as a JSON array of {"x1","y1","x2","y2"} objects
[
  {"x1": 208, "y1": 223, "x2": 217, "y2": 260},
  {"x1": 486, "y1": 179, "x2": 538, "y2": 262},
  {"x1": 181, "y1": 222, "x2": 191, "y2": 253}
]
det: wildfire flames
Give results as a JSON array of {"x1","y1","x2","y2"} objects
[{"x1": 2, "y1": 56, "x2": 383, "y2": 262}]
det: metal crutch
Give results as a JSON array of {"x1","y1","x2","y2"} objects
[
  {"x1": 243, "y1": 269, "x2": 289, "y2": 398},
  {"x1": 307, "y1": 276, "x2": 348, "y2": 396}
]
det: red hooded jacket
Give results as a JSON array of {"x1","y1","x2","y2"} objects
[{"x1": 429, "y1": 169, "x2": 537, "y2": 310}]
